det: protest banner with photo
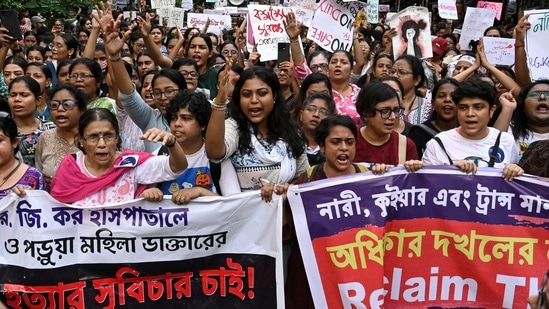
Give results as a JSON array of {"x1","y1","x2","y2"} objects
[
  {"x1": 307, "y1": 0, "x2": 365, "y2": 53},
  {"x1": 248, "y1": 5, "x2": 292, "y2": 61},
  {"x1": 525, "y1": 9, "x2": 549, "y2": 81},
  {"x1": 151, "y1": 0, "x2": 176, "y2": 9},
  {"x1": 438, "y1": 0, "x2": 458, "y2": 20},
  {"x1": 388, "y1": 6, "x2": 432, "y2": 59},
  {"x1": 483, "y1": 36, "x2": 515, "y2": 66},
  {"x1": 0, "y1": 191, "x2": 283, "y2": 308},
  {"x1": 366, "y1": 0, "x2": 379, "y2": 24},
  {"x1": 187, "y1": 13, "x2": 232, "y2": 34},
  {"x1": 477, "y1": 1, "x2": 503, "y2": 20},
  {"x1": 459, "y1": 7, "x2": 496, "y2": 51},
  {"x1": 288, "y1": 0, "x2": 316, "y2": 27},
  {"x1": 288, "y1": 166, "x2": 549, "y2": 308}
]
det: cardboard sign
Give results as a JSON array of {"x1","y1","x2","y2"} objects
[
  {"x1": 187, "y1": 13, "x2": 232, "y2": 33},
  {"x1": 477, "y1": 1, "x2": 503, "y2": 20},
  {"x1": 483, "y1": 36, "x2": 515, "y2": 66},
  {"x1": 288, "y1": 0, "x2": 316, "y2": 27},
  {"x1": 156, "y1": 7, "x2": 185, "y2": 28},
  {"x1": 366, "y1": 0, "x2": 379, "y2": 24},
  {"x1": 459, "y1": 7, "x2": 496, "y2": 51},
  {"x1": 150, "y1": 0, "x2": 176, "y2": 9},
  {"x1": 438, "y1": 0, "x2": 458, "y2": 20},
  {"x1": 248, "y1": 5, "x2": 291, "y2": 61},
  {"x1": 525, "y1": 9, "x2": 549, "y2": 81},
  {"x1": 388, "y1": 6, "x2": 432, "y2": 59},
  {"x1": 307, "y1": 0, "x2": 365, "y2": 53}
]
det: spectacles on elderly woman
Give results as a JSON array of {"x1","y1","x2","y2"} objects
[
  {"x1": 83, "y1": 133, "x2": 117, "y2": 144},
  {"x1": 374, "y1": 107, "x2": 404, "y2": 119}
]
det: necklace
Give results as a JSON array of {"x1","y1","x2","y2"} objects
[
  {"x1": 0, "y1": 160, "x2": 22, "y2": 189},
  {"x1": 406, "y1": 94, "x2": 418, "y2": 111}
]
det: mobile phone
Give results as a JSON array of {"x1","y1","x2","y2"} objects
[
  {"x1": 0, "y1": 10, "x2": 22, "y2": 41},
  {"x1": 277, "y1": 42, "x2": 290, "y2": 64}
]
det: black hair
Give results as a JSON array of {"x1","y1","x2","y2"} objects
[
  {"x1": 292, "y1": 73, "x2": 332, "y2": 119},
  {"x1": 306, "y1": 50, "x2": 331, "y2": 68},
  {"x1": 355, "y1": 82, "x2": 401, "y2": 118},
  {"x1": 26, "y1": 62, "x2": 52, "y2": 81},
  {"x1": 314, "y1": 114, "x2": 357, "y2": 147},
  {"x1": 377, "y1": 76, "x2": 405, "y2": 96},
  {"x1": 26, "y1": 45, "x2": 45, "y2": 60},
  {"x1": 428, "y1": 77, "x2": 460, "y2": 121},
  {"x1": 183, "y1": 27, "x2": 200, "y2": 42},
  {"x1": 451, "y1": 77, "x2": 497, "y2": 107},
  {"x1": 483, "y1": 26, "x2": 503, "y2": 37},
  {"x1": 78, "y1": 108, "x2": 122, "y2": 152},
  {"x1": 512, "y1": 80, "x2": 549, "y2": 140},
  {"x1": 3, "y1": 55, "x2": 27, "y2": 71},
  {"x1": 56, "y1": 59, "x2": 74, "y2": 81},
  {"x1": 401, "y1": 20, "x2": 427, "y2": 58},
  {"x1": 50, "y1": 83, "x2": 88, "y2": 112},
  {"x1": 230, "y1": 66, "x2": 305, "y2": 158},
  {"x1": 9, "y1": 76, "x2": 41, "y2": 99},
  {"x1": 172, "y1": 58, "x2": 199, "y2": 73},
  {"x1": 69, "y1": 57, "x2": 103, "y2": 85},
  {"x1": 301, "y1": 92, "x2": 336, "y2": 114},
  {"x1": 186, "y1": 33, "x2": 213, "y2": 54},
  {"x1": 152, "y1": 69, "x2": 187, "y2": 92},
  {"x1": 395, "y1": 54, "x2": 426, "y2": 96},
  {"x1": 58, "y1": 33, "x2": 79, "y2": 59},
  {"x1": 328, "y1": 50, "x2": 354, "y2": 69},
  {"x1": 166, "y1": 90, "x2": 211, "y2": 136},
  {"x1": 0, "y1": 115, "x2": 20, "y2": 155}
]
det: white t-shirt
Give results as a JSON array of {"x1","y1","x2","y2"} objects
[{"x1": 423, "y1": 127, "x2": 518, "y2": 168}]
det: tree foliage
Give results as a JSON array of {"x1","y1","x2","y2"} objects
[{"x1": 2, "y1": 0, "x2": 102, "y2": 21}]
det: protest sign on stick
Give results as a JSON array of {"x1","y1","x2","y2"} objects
[
  {"x1": 388, "y1": 6, "x2": 432, "y2": 59},
  {"x1": 525, "y1": 10, "x2": 549, "y2": 81}
]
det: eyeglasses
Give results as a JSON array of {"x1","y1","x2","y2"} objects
[
  {"x1": 273, "y1": 67, "x2": 289, "y2": 75},
  {"x1": 374, "y1": 107, "x2": 404, "y2": 119},
  {"x1": 152, "y1": 88, "x2": 179, "y2": 99},
  {"x1": 527, "y1": 90, "x2": 549, "y2": 99},
  {"x1": 48, "y1": 43, "x2": 64, "y2": 50},
  {"x1": 310, "y1": 63, "x2": 328, "y2": 71},
  {"x1": 221, "y1": 50, "x2": 238, "y2": 55},
  {"x1": 48, "y1": 99, "x2": 77, "y2": 110},
  {"x1": 83, "y1": 133, "x2": 117, "y2": 144},
  {"x1": 69, "y1": 73, "x2": 94, "y2": 80},
  {"x1": 303, "y1": 105, "x2": 330, "y2": 117},
  {"x1": 133, "y1": 43, "x2": 145, "y2": 50},
  {"x1": 388, "y1": 68, "x2": 412, "y2": 76},
  {"x1": 179, "y1": 70, "x2": 198, "y2": 79}
]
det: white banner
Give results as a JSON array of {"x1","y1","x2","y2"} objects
[
  {"x1": 307, "y1": 0, "x2": 365, "y2": 53},
  {"x1": 0, "y1": 190, "x2": 284, "y2": 307},
  {"x1": 459, "y1": 7, "x2": 496, "y2": 51},
  {"x1": 248, "y1": 5, "x2": 292, "y2": 61},
  {"x1": 483, "y1": 36, "x2": 515, "y2": 66},
  {"x1": 388, "y1": 6, "x2": 432, "y2": 59},
  {"x1": 151, "y1": 0, "x2": 176, "y2": 9},
  {"x1": 187, "y1": 13, "x2": 232, "y2": 34},
  {"x1": 525, "y1": 9, "x2": 549, "y2": 81}
]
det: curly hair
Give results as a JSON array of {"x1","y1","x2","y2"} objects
[{"x1": 166, "y1": 90, "x2": 212, "y2": 137}]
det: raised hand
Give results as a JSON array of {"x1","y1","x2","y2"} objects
[{"x1": 283, "y1": 11, "x2": 302, "y2": 40}]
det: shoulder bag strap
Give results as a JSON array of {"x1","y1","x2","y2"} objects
[
  {"x1": 488, "y1": 132, "x2": 502, "y2": 168},
  {"x1": 398, "y1": 134, "x2": 407, "y2": 165},
  {"x1": 417, "y1": 123, "x2": 438, "y2": 138},
  {"x1": 433, "y1": 136, "x2": 453, "y2": 165}
]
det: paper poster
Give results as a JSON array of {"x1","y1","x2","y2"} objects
[
  {"x1": 366, "y1": 0, "x2": 379, "y2": 24},
  {"x1": 477, "y1": 1, "x2": 503, "y2": 20},
  {"x1": 379, "y1": 4, "x2": 390, "y2": 12},
  {"x1": 0, "y1": 191, "x2": 283, "y2": 308},
  {"x1": 483, "y1": 36, "x2": 515, "y2": 66},
  {"x1": 525, "y1": 9, "x2": 549, "y2": 81},
  {"x1": 288, "y1": 166, "x2": 549, "y2": 308},
  {"x1": 288, "y1": 0, "x2": 316, "y2": 27},
  {"x1": 459, "y1": 7, "x2": 496, "y2": 51},
  {"x1": 157, "y1": 7, "x2": 186, "y2": 27},
  {"x1": 181, "y1": 0, "x2": 193, "y2": 11},
  {"x1": 150, "y1": 0, "x2": 176, "y2": 9},
  {"x1": 307, "y1": 0, "x2": 365, "y2": 53},
  {"x1": 123, "y1": 11, "x2": 137, "y2": 20},
  {"x1": 187, "y1": 13, "x2": 232, "y2": 34},
  {"x1": 248, "y1": 5, "x2": 292, "y2": 61},
  {"x1": 388, "y1": 6, "x2": 432, "y2": 59},
  {"x1": 438, "y1": 0, "x2": 458, "y2": 20}
]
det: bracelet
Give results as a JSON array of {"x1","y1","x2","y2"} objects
[
  {"x1": 109, "y1": 53, "x2": 122, "y2": 62},
  {"x1": 166, "y1": 137, "x2": 177, "y2": 148},
  {"x1": 353, "y1": 36, "x2": 359, "y2": 40},
  {"x1": 212, "y1": 98, "x2": 229, "y2": 111},
  {"x1": 515, "y1": 43, "x2": 525, "y2": 48}
]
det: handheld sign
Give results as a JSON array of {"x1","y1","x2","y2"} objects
[{"x1": 459, "y1": 7, "x2": 496, "y2": 51}]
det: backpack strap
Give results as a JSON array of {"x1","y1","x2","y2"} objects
[
  {"x1": 416, "y1": 123, "x2": 439, "y2": 138},
  {"x1": 433, "y1": 136, "x2": 453, "y2": 165},
  {"x1": 398, "y1": 134, "x2": 407, "y2": 165},
  {"x1": 488, "y1": 131, "x2": 502, "y2": 168},
  {"x1": 353, "y1": 163, "x2": 369, "y2": 173},
  {"x1": 209, "y1": 161, "x2": 222, "y2": 195},
  {"x1": 305, "y1": 164, "x2": 322, "y2": 183}
]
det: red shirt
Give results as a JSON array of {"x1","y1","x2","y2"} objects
[{"x1": 354, "y1": 131, "x2": 419, "y2": 165}]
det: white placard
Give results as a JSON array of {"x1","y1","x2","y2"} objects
[
  {"x1": 525, "y1": 9, "x2": 549, "y2": 80},
  {"x1": 307, "y1": 0, "x2": 365, "y2": 53},
  {"x1": 150, "y1": 0, "x2": 176, "y2": 9},
  {"x1": 187, "y1": 13, "x2": 232, "y2": 34},
  {"x1": 366, "y1": 0, "x2": 379, "y2": 24},
  {"x1": 483, "y1": 36, "x2": 515, "y2": 66},
  {"x1": 459, "y1": 7, "x2": 496, "y2": 51},
  {"x1": 438, "y1": 0, "x2": 458, "y2": 20},
  {"x1": 181, "y1": 0, "x2": 193, "y2": 11},
  {"x1": 288, "y1": 0, "x2": 316, "y2": 27},
  {"x1": 248, "y1": 5, "x2": 292, "y2": 61},
  {"x1": 157, "y1": 7, "x2": 185, "y2": 27},
  {"x1": 123, "y1": 11, "x2": 137, "y2": 20},
  {"x1": 388, "y1": 6, "x2": 432, "y2": 59}
]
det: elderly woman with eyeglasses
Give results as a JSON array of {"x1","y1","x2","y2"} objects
[{"x1": 354, "y1": 82, "x2": 419, "y2": 165}]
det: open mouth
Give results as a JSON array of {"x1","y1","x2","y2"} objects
[
  {"x1": 55, "y1": 115, "x2": 69, "y2": 124},
  {"x1": 537, "y1": 104, "x2": 549, "y2": 112},
  {"x1": 337, "y1": 154, "x2": 349, "y2": 164},
  {"x1": 249, "y1": 108, "x2": 262, "y2": 117}
]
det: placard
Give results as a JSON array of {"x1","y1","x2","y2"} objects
[
  {"x1": 181, "y1": 0, "x2": 193, "y2": 11},
  {"x1": 307, "y1": 0, "x2": 365, "y2": 53},
  {"x1": 483, "y1": 36, "x2": 515, "y2": 66},
  {"x1": 477, "y1": 1, "x2": 503, "y2": 20},
  {"x1": 438, "y1": 0, "x2": 458, "y2": 20},
  {"x1": 388, "y1": 6, "x2": 432, "y2": 59},
  {"x1": 187, "y1": 13, "x2": 232, "y2": 34},
  {"x1": 151, "y1": 0, "x2": 176, "y2": 9},
  {"x1": 248, "y1": 5, "x2": 292, "y2": 61},
  {"x1": 288, "y1": 0, "x2": 316, "y2": 27},
  {"x1": 379, "y1": 4, "x2": 390, "y2": 12},
  {"x1": 157, "y1": 7, "x2": 186, "y2": 27},
  {"x1": 366, "y1": 0, "x2": 379, "y2": 24},
  {"x1": 525, "y1": 9, "x2": 549, "y2": 81},
  {"x1": 459, "y1": 7, "x2": 496, "y2": 51}
]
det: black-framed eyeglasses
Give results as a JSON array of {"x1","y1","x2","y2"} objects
[
  {"x1": 527, "y1": 90, "x2": 549, "y2": 99},
  {"x1": 83, "y1": 133, "x2": 117, "y2": 145},
  {"x1": 48, "y1": 99, "x2": 77, "y2": 110},
  {"x1": 303, "y1": 105, "x2": 330, "y2": 117},
  {"x1": 310, "y1": 63, "x2": 328, "y2": 71},
  {"x1": 179, "y1": 70, "x2": 198, "y2": 79},
  {"x1": 273, "y1": 67, "x2": 289, "y2": 75},
  {"x1": 388, "y1": 68, "x2": 412, "y2": 76},
  {"x1": 152, "y1": 88, "x2": 179, "y2": 99},
  {"x1": 374, "y1": 107, "x2": 404, "y2": 119}
]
